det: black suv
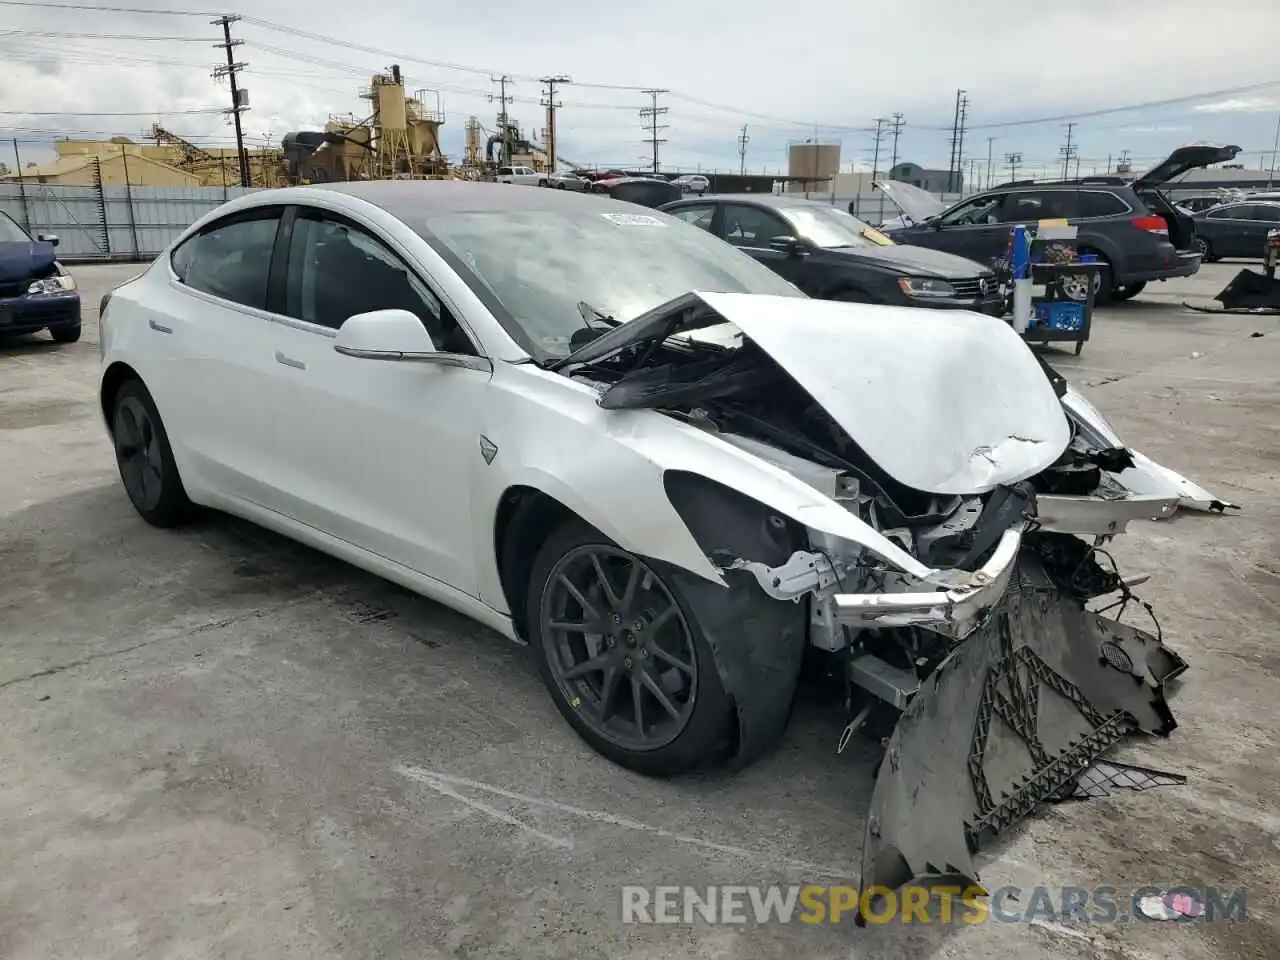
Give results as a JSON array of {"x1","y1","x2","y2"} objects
[{"x1": 886, "y1": 144, "x2": 1240, "y2": 302}]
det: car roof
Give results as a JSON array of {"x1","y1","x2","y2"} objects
[
  {"x1": 666, "y1": 193, "x2": 837, "y2": 211},
  {"x1": 294, "y1": 179, "x2": 650, "y2": 216}
]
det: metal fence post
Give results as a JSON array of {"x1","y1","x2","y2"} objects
[
  {"x1": 12, "y1": 139, "x2": 31, "y2": 232},
  {"x1": 120, "y1": 145, "x2": 140, "y2": 258}
]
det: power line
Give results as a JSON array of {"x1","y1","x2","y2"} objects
[
  {"x1": 0, "y1": 108, "x2": 222, "y2": 116},
  {"x1": 0, "y1": 29, "x2": 210, "y2": 41},
  {"x1": 0, "y1": 0, "x2": 215, "y2": 12},
  {"x1": 211, "y1": 14, "x2": 249, "y2": 187},
  {"x1": 639, "y1": 89, "x2": 668, "y2": 174}
]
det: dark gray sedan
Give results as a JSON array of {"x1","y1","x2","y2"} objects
[{"x1": 1193, "y1": 201, "x2": 1280, "y2": 261}]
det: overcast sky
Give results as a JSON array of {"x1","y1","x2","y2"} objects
[{"x1": 3, "y1": 0, "x2": 1280, "y2": 179}]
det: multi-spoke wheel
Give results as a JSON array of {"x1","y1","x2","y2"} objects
[
  {"x1": 527, "y1": 520, "x2": 734, "y2": 776},
  {"x1": 110, "y1": 378, "x2": 193, "y2": 527}
]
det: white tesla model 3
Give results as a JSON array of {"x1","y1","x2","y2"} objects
[{"x1": 99, "y1": 181, "x2": 1205, "y2": 896}]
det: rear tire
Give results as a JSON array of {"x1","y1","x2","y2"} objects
[
  {"x1": 527, "y1": 518, "x2": 736, "y2": 777},
  {"x1": 1196, "y1": 236, "x2": 1219, "y2": 263},
  {"x1": 110, "y1": 378, "x2": 194, "y2": 528},
  {"x1": 49, "y1": 323, "x2": 81, "y2": 343},
  {"x1": 1081, "y1": 252, "x2": 1113, "y2": 304}
]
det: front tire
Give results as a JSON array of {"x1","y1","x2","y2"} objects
[
  {"x1": 49, "y1": 323, "x2": 81, "y2": 343},
  {"x1": 527, "y1": 519, "x2": 735, "y2": 777},
  {"x1": 110, "y1": 378, "x2": 194, "y2": 527},
  {"x1": 1197, "y1": 236, "x2": 1218, "y2": 263}
]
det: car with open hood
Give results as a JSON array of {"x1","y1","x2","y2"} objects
[
  {"x1": 661, "y1": 193, "x2": 1007, "y2": 314},
  {"x1": 99, "y1": 181, "x2": 1229, "y2": 904},
  {"x1": 0, "y1": 212, "x2": 81, "y2": 343},
  {"x1": 880, "y1": 144, "x2": 1241, "y2": 302}
]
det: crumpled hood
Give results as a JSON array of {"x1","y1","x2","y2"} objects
[
  {"x1": 695, "y1": 293, "x2": 1072, "y2": 494},
  {"x1": 0, "y1": 241, "x2": 56, "y2": 283},
  {"x1": 567, "y1": 290, "x2": 1072, "y2": 496}
]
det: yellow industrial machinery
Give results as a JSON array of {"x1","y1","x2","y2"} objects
[{"x1": 148, "y1": 124, "x2": 285, "y2": 187}]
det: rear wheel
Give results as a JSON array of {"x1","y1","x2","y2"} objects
[
  {"x1": 1080, "y1": 251, "x2": 1113, "y2": 304},
  {"x1": 1111, "y1": 281, "x2": 1147, "y2": 301},
  {"x1": 527, "y1": 519, "x2": 735, "y2": 777},
  {"x1": 1196, "y1": 236, "x2": 1218, "y2": 263},
  {"x1": 110, "y1": 378, "x2": 194, "y2": 527}
]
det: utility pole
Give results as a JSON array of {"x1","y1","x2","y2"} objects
[
  {"x1": 639, "y1": 89, "x2": 668, "y2": 174},
  {"x1": 955, "y1": 93, "x2": 970, "y2": 192},
  {"x1": 947, "y1": 89, "x2": 968, "y2": 192},
  {"x1": 736, "y1": 124, "x2": 749, "y2": 176},
  {"x1": 986, "y1": 136, "x2": 996, "y2": 189},
  {"x1": 1005, "y1": 151, "x2": 1022, "y2": 183},
  {"x1": 211, "y1": 14, "x2": 249, "y2": 187},
  {"x1": 888, "y1": 113, "x2": 905, "y2": 179},
  {"x1": 1268, "y1": 109, "x2": 1280, "y2": 187},
  {"x1": 539, "y1": 75, "x2": 570, "y2": 172},
  {"x1": 1059, "y1": 122, "x2": 1078, "y2": 180},
  {"x1": 870, "y1": 118, "x2": 886, "y2": 221},
  {"x1": 488, "y1": 75, "x2": 514, "y2": 166}
]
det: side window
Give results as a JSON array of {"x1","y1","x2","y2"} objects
[
  {"x1": 1078, "y1": 191, "x2": 1130, "y2": 218},
  {"x1": 283, "y1": 214, "x2": 478, "y2": 356},
  {"x1": 1253, "y1": 205, "x2": 1280, "y2": 222},
  {"x1": 498, "y1": 167, "x2": 512, "y2": 177},
  {"x1": 722, "y1": 205, "x2": 792, "y2": 247},
  {"x1": 1209, "y1": 205, "x2": 1248, "y2": 219},
  {"x1": 997, "y1": 190, "x2": 1079, "y2": 222},
  {"x1": 938, "y1": 193, "x2": 1006, "y2": 226},
  {"x1": 171, "y1": 212, "x2": 280, "y2": 309},
  {"x1": 668, "y1": 204, "x2": 716, "y2": 232}
]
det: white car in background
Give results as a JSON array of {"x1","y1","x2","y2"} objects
[
  {"x1": 495, "y1": 165, "x2": 547, "y2": 187},
  {"x1": 674, "y1": 174, "x2": 710, "y2": 195},
  {"x1": 98, "y1": 181, "x2": 1210, "y2": 904}
]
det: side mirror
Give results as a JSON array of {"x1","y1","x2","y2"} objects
[
  {"x1": 768, "y1": 235, "x2": 809, "y2": 255},
  {"x1": 333, "y1": 309, "x2": 490, "y2": 371},
  {"x1": 333, "y1": 309, "x2": 440, "y2": 361},
  {"x1": 38, "y1": 232, "x2": 59, "y2": 246}
]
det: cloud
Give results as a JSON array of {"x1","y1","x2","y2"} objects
[
  {"x1": 1117, "y1": 124, "x2": 1192, "y2": 134},
  {"x1": 1193, "y1": 97, "x2": 1278, "y2": 114},
  {"x1": 2, "y1": 0, "x2": 1278, "y2": 171}
]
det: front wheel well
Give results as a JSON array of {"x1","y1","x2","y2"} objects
[
  {"x1": 494, "y1": 486, "x2": 577, "y2": 640},
  {"x1": 99, "y1": 361, "x2": 142, "y2": 431}
]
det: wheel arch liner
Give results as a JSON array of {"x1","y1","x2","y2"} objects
[{"x1": 860, "y1": 556, "x2": 1181, "y2": 898}]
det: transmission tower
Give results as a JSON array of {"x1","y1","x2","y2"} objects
[
  {"x1": 1005, "y1": 151, "x2": 1023, "y2": 182},
  {"x1": 736, "y1": 124, "x2": 749, "y2": 175},
  {"x1": 211, "y1": 14, "x2": 249, "y2": 187},
  {"x1": 639, "y1": 89, "x2": 669, "y2": 174},
  {"x1": 540, "y1": 75, "x2": 570, "y2": 172},
  {"x1": 888, "y1": 113, "x2": 905, "y2": 178},
  {"x1": 1059, "y1": 122, "x2": 1078, "y2": 179}
]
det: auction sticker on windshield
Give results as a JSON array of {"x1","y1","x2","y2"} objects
[
  {"x1": 861, "y1": 226, "x2": 894, "y2": 246},
  {"x1": 601, "y1": 213, "x2": 666, "y2": 227}
]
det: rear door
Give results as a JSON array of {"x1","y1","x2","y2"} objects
[
  {"x1": 1238, "y1": 204, "x2": 1280, "y2": 256},
  {"x1": 160, "y1": 206, "x2": 285, "y2": 505},
  {"x1": 1203, "y1": 204, "x2": 1259, "y2": 257}
]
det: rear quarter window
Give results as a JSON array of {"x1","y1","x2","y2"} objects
[{"x1": 1078, "y1": 191, "x2": 1131, "y2": 218}]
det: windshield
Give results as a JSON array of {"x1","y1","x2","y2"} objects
[
  {"x1": 0, "y1": 213, "x2": 30, "y2": 243},
  {"x1": 785, "y1": 205, "x2": 891, "y2": 248},
  {"x1": 424, "y1": 208, "x2": 804, "y2": 359}
]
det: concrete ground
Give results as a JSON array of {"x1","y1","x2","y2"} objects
[{"x1": 1, "y1": 262, "x2": 1277, "y2": 960}]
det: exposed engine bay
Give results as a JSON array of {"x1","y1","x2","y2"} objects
[{"x1": 559, "y1": 295, "x2": 1194, "y2": 903}]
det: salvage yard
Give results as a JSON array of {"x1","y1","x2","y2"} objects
[{"x1": 2, "y1": 262, "x2": 1278, "y2": 960}]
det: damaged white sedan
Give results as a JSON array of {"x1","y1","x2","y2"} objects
[{"x1": 100, "y1": 182, "x2": 1201, "y2": 901}]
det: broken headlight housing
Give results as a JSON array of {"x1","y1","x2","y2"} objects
[{"x1": 28, "y1": 264, "x2": 76, "y2": 295}]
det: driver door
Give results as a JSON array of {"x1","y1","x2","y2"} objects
[
  {"x1": 260, "y1": 207, "x2": 490, "y2": 594},
  {"x1": 907, "y1": 192, "x2": 1011, "y2": 264},
  {"x1": 719, "y1": 203, "x2": 811, "y2": 289}
]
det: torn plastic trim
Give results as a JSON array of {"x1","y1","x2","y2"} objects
[
  {"x1": 833, "y1": 528, "x2": 1022, "y2": 639},
  {"x1": 1035, "y1": 492, "x2": 1180, "y2": 534}
]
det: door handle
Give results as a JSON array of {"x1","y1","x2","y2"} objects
[
  {"x1": 148, "y1": 319, "x2": 173, "y2": 334},
  {"x1": 275, "y1": 350, "x2": 306, "y2": 370}
]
